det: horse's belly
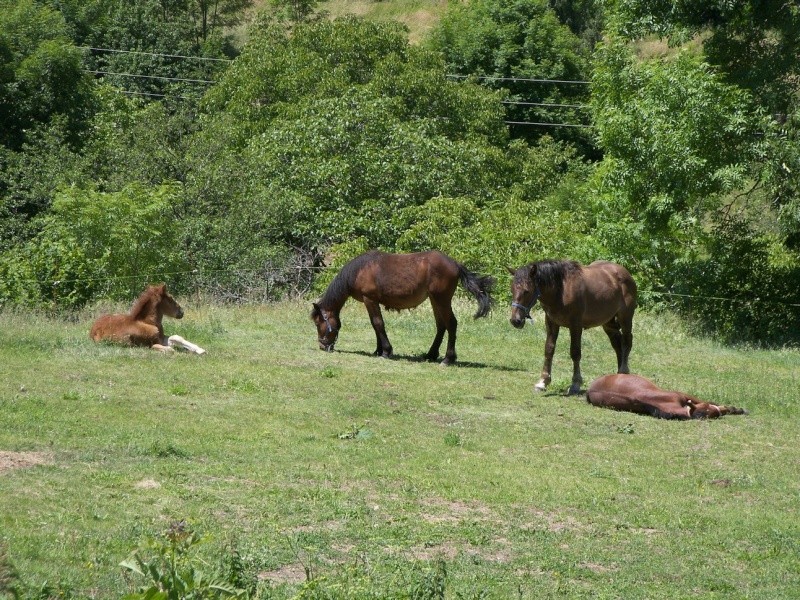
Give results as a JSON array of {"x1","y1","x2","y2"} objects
[{"x1": 379, "y1": 289, "x2": 429, "y2": 310}]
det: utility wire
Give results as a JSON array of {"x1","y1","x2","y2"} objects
[
  {"x1": 505, "y1": 121, "x2": 593, "y2": 128},
  {"x1": 502, "y1": 100, "x2": 589, "y2": 109},
  {"x1": 84, "y1": 69, "x2": 216, "y2": 84},
  {"x1": 448, "y1": 74, "x2": 590, "y2": 84},
  {"x1": 79, "y1": 46, "x2": 232, "y2": 62}
]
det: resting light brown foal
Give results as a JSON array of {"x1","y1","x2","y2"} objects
[
  {"x1": 509, "y1": 259, "x2": 637, "y2": 395},
  {"x1": 587, "y1": 374, "x2": 748, "y2": 419},
  {"x1": 90, "y1": 284, "x2": 205, "y2": 354}
]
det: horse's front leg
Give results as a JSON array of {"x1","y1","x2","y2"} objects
[
  {"x1": 365, "y1": 300, "x2": 392, "y2": 358},
  {"x1": 536, "y1": 317, "x2": 559, "y2": 391},
  {"x1": 168, "y1": 334, "x2": 207, "y2": 355},
  {"x1": 567, "y1": 325, "x2": 583, "y2": 395}
]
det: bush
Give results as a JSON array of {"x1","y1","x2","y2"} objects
[
  {"x1": 669, "y1": 218, "x2": 800, "y2": 346},
  {"x1": 0, "y1": 183, "x2": 186, "y2": 308}
]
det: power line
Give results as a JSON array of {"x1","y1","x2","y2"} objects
[
  {"x1": 448, "y1": 74, "x2": 591, "y2": 85},
  {"x1": 501, "y1": 100, "x2": 589, "y2": 109},
  {"x1": 120, "y1": 90, "x2": 193, "y2": 100},
  {"x1": 80, "y1": 46, "x2": 232, "y2": 63},
  {"x1": 505, "y1": 121, "x2": 593, "y2": 128},
  {"x1": 84, "y1": 69, "x2": 216, "y2": 84}
]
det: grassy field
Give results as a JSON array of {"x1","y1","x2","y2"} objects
[{"x1": 1, "y1": 298, "x2": 799, "y2": 598}]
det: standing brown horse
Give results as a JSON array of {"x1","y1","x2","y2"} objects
[
  {"x1": 587, "y1": 374, "x2": 748, "y2": 419},
  {"x1": 90, "y1": 284, "x2": 206, "y2": 354},
  {"x1": 311, "y1": 250, "x2": 495, "y2": 365},
  {"x1": 508, "y1": 259, "x2": 637, "y2": 394}
]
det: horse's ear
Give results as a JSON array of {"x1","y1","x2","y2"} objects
[
  {"x1": 506, "y1": 267, "x2": 516, "y2": 276},
  {"x1": 157, "y1": 283, "x2": 167, "y2": 294},
  {"x1": 311, "y1": 302, "x2": 321, "y2": 316}
]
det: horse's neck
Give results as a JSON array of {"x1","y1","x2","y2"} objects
[
  {"x1": 319, "y1": 281, "x2": 350, "y2": 313},
  {"x1": 130, "y1": 296, "x2": 161, "y2": 326}
]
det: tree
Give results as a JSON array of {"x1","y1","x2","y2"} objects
[
  {"x1": 427, "y1": 0, "x2": 595, "y2": 154},
  {"x1": 0, "y1": 0, "x2": 96, "y2": 150}
]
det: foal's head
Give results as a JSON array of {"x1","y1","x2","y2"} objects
[
  {"x1": 151, "y1": 284, "x2": 184, "y2": 320},
  {"x1": 311, "y1": 303, "x2": 339, "y2": 351}
]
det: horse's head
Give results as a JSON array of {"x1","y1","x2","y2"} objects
[
  {"x1": 311, "y1": 303, "x2": 339, "y2": 351},
  {"x1": 684, "y1": 398, "x2": 723, "y2": 419},
  {"x1": 154, "y1": 284, "x2": 184, "y2": 320},
  {"x1": 507, "y1": 266, "x2": 540, "y2": 329}
]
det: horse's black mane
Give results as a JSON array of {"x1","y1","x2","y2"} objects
[
  {"x1": 525, "y1": 259, "x2": 582, "y2": 293},
  {"x1": 319, "y1": 251, "x2": 383, "y2": 308}
]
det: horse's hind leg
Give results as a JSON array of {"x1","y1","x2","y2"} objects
[
  {"x1": 429, "y1": 298, "x2": 457, "y2": 365},
  {"x1": 619, "y1": 311, "x2": 634, "y2": 374},
  {"x1": 365, "y1": 299, "x2": 392, "y2": 358},
  {"x1": 602, "y1": 318, "x2": 624, "y2": 372}
]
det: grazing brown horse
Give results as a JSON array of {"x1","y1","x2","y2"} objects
[
  {"x1": 508, "y1": 260, "x2": 637, "y2": 394},
  {"x1": 311, "y1": 250, "x2": 495, "y2": 365},
  {"x1": 587, "y1": 374, "x2": 748, "y2": 419},
  {"x1": 90, "y1": 284, "x2": 205, "y2": 354}
]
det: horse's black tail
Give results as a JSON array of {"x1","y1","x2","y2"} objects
[{"x1": 457, "y1": 265, "x2": 495, "y2": 319}]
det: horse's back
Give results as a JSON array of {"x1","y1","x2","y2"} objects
[
  {"x1": 356, "y1": 251, "x2": 459, "y2": 308},
  {"x1": 582, "y1": 261, "x2": 637, "y2": 313}
]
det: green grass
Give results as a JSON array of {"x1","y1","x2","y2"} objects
[{"x1": 1, "y1": 300, "x2": 799, "y2": 598}]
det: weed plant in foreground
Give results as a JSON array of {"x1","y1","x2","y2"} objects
[{"x1": 0, "y1": 301, "x2": 799, "y2": 598}]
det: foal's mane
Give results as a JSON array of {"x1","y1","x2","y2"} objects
[
  {"x1": 528, "y1": 259, "x2": 581, "y2": 294},
  {"x1": 129, "y1": 285, "x2": 161, "y2": 319},
  {"x1": 319, "y1": 251, "x2": 382, "y2": 308}
]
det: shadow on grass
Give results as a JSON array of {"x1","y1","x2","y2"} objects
[{"x1": 334, "y1": 349, "x2": 527, "y2": 372}]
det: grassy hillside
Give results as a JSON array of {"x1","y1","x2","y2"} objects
[
  {"x1": 1, "y1": 300, "x2": 798, "y2": 597},
  {"x1": 319, "y1": 0, "x2": 447, "y2": 43}
]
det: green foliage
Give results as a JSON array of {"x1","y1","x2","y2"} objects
[
  {"x1": 0, "y1": 120, "x2": 86, "y2": 251},
  {"x1": 592, "y1": 42, "x2": 758, "y2": 225},
  {"x1": 75, "y1": 0, "x2": 244, "y2": 100},
  {"x1": 0, "y1": 184, "x2": 186, "y2": 308},
  {"x1": 611, "y1": 0, "x2": 800, "y2": 116},
  {"x1": 121, "y1": 521, "x2": 245, "y2": 600},
  {"x1": 187, "y1": 17, "x2": 515, "y2": 275},
  {"x1": 0, "y1": 0, "x2": 97, "y2": 150},
  {"x1": 589, "y1": 39, "x2": 766, "y2": 293},
  {"x1": 669, "y1": 218, "x2": 800, "y2": 346},
  {"x1": 427, "y1": 0, "x2": 594, "y2": 152}
]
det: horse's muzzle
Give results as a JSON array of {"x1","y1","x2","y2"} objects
[
  {"x1": 509, "y1": 317, "x2": 526, "y2": 329},
  {"x1": 319, "y1": 341, "x2": 335, "y2": 352},
  {"x1": 175, "y1": 309, "x2": 184, "y2": 319}
]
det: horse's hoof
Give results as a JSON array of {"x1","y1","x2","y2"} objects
[
  {"x1": 534, "y1": 383, "x2": 547, "y2": 392},
  {"x1": 567, "y1": 385, "x2": 582, "y2": 395},
  {"x1": 439, "y1": 358, "x2": 454, "y2": 366}
]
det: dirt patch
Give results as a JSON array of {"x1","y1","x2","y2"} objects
[
  {"x1": 0, "y1": 451, "x2": 53, "y2": 473},
  {"x1": 257, "y1": 563, "x2": 308, "y2": 585},
  {"x1": 134, "y1": 478, "x2": 161, "y2": 489},
  {"x1": 418, "y1": 497, "x2": 497, "y2": 524}
]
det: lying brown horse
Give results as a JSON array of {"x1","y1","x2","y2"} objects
[
  {"x1": 587, "y1": 374, "x2": 748, "y2": 419},
  {"x1": 311, "y1": 250, "x2": 495, "y2": 365},
  {"x1": 90, "y1": 284, "x2": 206, "y2": 354},
  {"x1": 509, "y1": 260, "x2": 637, "y2": 394}
]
